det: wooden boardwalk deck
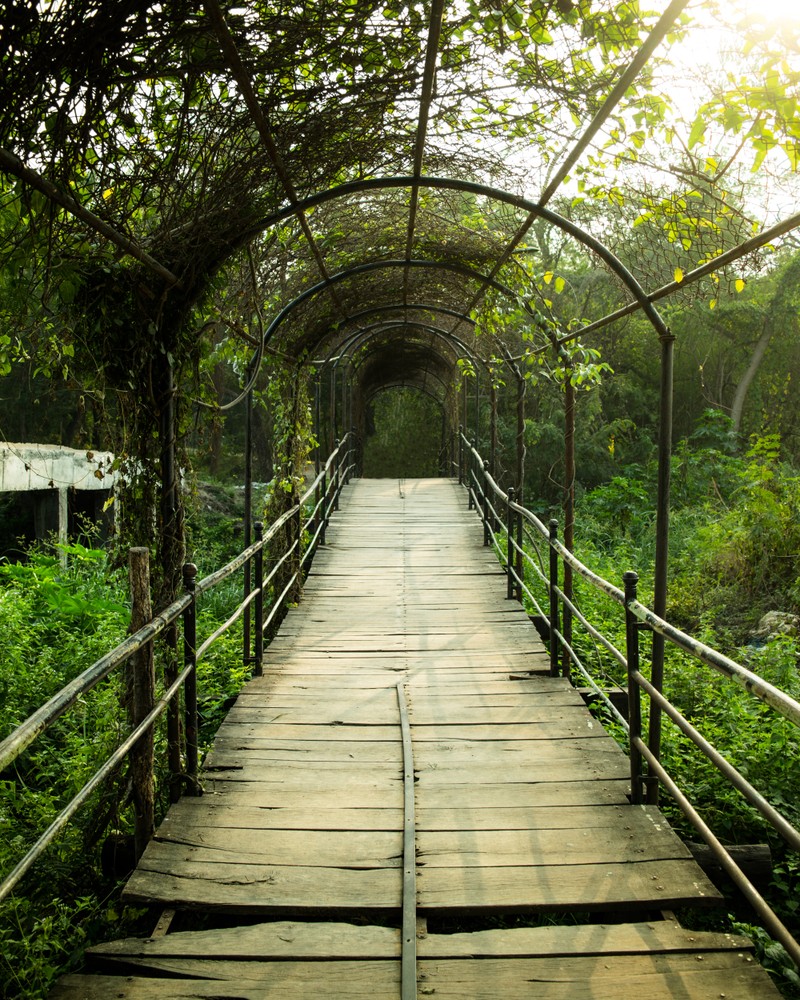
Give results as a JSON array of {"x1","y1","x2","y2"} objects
[{"x1": 51, "y1": 478, "x2": 782, "y2": 998}]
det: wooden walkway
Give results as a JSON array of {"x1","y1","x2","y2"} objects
[{"x1": 52, "y1": 478, "x2": 781, "y2": 998}]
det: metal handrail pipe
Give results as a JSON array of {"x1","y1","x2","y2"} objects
[
  {"x1": 196, "y1": 585, "x2": 262, "y2": 662},
  {"x1": 552, "y1": 627, "x2": 630, "y2": 733},
  {"x1": 261, "y1": 539, "x2": 300, "y2": 591},
  {"x1": 633, "y1": 671, "x2": 800, "y2": 852},
  {"x1": 0, "y1": 592, "x2": 191, "y2": 773},
  {"x1": 628, "y1": 599, "x2": 800, "y2": 729},
  {"x1": 194, "y1": 506, "x2": 297, "y2": 596},
  {"x1": 262, "y1": 572, "x2": 301, "y2": 635},
  {"x1": 0, "y1": 656, "x2": 193, "y2": 904},
  {"x1": 554, "y1": 585, "x2": 628, "y2": 670},
  {"x1": 634, "y1": 736, "x2": 800, "y2": 968}
]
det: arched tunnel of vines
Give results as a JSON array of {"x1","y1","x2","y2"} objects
[{"x1": 1, "y1": 0, "x2": 800, "y2": 996}]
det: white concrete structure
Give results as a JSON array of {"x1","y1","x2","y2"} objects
[{"x1": 0, "y1": 443, "x2": 116, "y2": 551}]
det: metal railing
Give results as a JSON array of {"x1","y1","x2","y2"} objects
[
  {"x1": 458, "y1": 431, "x2": 800, "y2": 967},
  {"x1": 0, "y1": 433, "x2": 356, "y2": 904}
]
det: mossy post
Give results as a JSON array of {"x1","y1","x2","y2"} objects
[{"x1": 127, "y1": 546, "x2": 155, "y2": 860}]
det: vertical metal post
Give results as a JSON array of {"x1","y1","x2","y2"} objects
[
  {"x1": 482, "y1": 460, "x2": 490, "y2": 546},
  {"x1": 182, "y1": 562, "x2": 199, "y2": 795},
  {"x1": 467, "y1": 441, "x2": 476, "y2": 510},
  {"x1": 548, "y1": 519, "x2": 560, "y2": 677},
  {"x1": 474, "y1": 368, "x2": 480, "y2": 450},
  {"x1": 506, "y1": 488, "x2": 515, "y2": 600},
  {"x1": 458, "y1": 425, "x2": 464, "y2": 485},
  {"x1": 562, "y1": 372, "x2": 575, "y2": 682},
  {"x1": 515, "y1": 368, "x2": 526, "y2": 501},
  {"x1": 333, "y1": 439, "x2": 340, "y2": 511},
  {"x1": 649, "y1": 331, "x2": 675, "y2": 805},
  {"x1": 490, "y1": 381, "x2": 497, "y2": 480},
  {"x1": 314, "y1": 374, "x2": 321, "y2": 478},
  {"x1": 254, "y1": 521, "x2": 264, "y2": 677},
  {"x1": 243, "y1": 388, "x2": 253, "y2": 666},
  {"x1": 624, "y1": 571, "x2": 644, "y2": 805},
  {"x1": 291, "y1": 499, "x2": 302, "y2": 602},
  {"x1": 320, "y1": 468, "x2": 328, "y2": 545}
]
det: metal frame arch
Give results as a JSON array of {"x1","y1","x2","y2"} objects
[{"x1": 247, "y1": 175, "x2": 671, "y2": 340}]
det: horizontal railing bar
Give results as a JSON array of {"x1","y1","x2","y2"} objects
[
  {"x1": 0, "y1": 657, "x2": 192, "y2": 904},
  {"x1": 633, "y1": 670, "x2": 800, "y2": 851},
  {"x1": 634, "y1": 736, "x2": 800, "y2": 968},
  {"x1": 628, "y1": 600, "x2": 800, "y2": 728},
  {"x1": 262, "y1": 572, "x2": 300, "y2": 635},
  {"x1": 553, "y1": 627, "x2": 630, "y2": 733},
  {"x1": 0, "y1": 593, "x2": 191, "y2": 773},
  {"x1": 196, "y1": 586, "x2": 261, "y2": 662},
  {"x1": 554, "y1": 585, "x2": 628, "y2": 670}
]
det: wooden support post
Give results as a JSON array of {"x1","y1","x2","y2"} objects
[{"x1": 128, "y1": 547, "x2": 155, "y2": 860}]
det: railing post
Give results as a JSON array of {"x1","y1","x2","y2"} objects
[
  {"x1": 290, "y1": 498, "x2": 303, "y2": 604},
  {"x1": 624, "y1": 571, "x2": 644, "y2": 805},
  {"x1": 458, "y1": 426, "x2": 464, "y2": 485},
  {"x1": 182, "y1": 562, "x2": 200, "y2": 795},
  {"x1": 468, "y1": 438, "x2": 475, "y2": 509},
  {"x1": 127, "y1": 547, "x2": 155, "y2": 860},
  {"x1": 506, "y1": 488, "x2": 515, "y2": 600},
  {"x1": 254, "y1": 522, "x2": 264, "y2": 677},
  {"x1": 548, "y1": 519, "x2": 560, "y2": 677},
  {"x1": 482, "y1": 460, "x2": 490, "y2": 546},
  {"x1": 320, "y1": 467, "x2": 328, "y2": 545},
  {"x1": 333, "y1": 439, "x2": 340, "y2": 511}
]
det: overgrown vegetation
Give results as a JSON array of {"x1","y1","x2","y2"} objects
[
  {"x1": 0, "y1": 489, "x2": 259, "y2": 998},
  {"x1": 503, "y1": 414, "x2": 800, "y2": 995}
]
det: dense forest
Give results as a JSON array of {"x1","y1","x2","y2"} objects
[{"x1": 1, "y1": 0, "x2": 799, "y2": 995}]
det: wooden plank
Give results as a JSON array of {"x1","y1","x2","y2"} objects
[
  {"x1": 417, "y1": 956, "x2": 781, "y2": 999},
  {"x1": 50, "y1": 963, "x2": 399, "y2": 999},
  {"x1": 200, "y1": 778, "x2": 630, "y2": 809},
  {"x1": 213, "y1": 721, "x2": 610, "y2": 741},
  {"x1": 123, "y1": 862, "x2": 401, "y2": 911},
  {"x1": 141, "y1": 829, "x2": 401, "y2": 868},
  {"x1": 157, "y1": 800, "x2": 402, "y2": 832},
  {"x1": 417, "y1": 859, "x2": 721, "y2": 911},
  {"x1": 223, "y1": 704, "x2": 603, "y2": 726},
  {"x1": 88, "y1": 919, "x2": 751, "y2": 961},
  {"x1": 420, "y1": 921, "x2": 754, "y2": 958},
  {"x1": 416, "y1": 820, "x2": 692, "y2": 868},
  {"x1": 90, "y1": 921, "x2": 400, "y2": 960},
  {"x1": 154, "y1": 801, "x2": 656, "y2": 834}
]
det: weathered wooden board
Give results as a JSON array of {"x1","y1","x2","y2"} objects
[
  {"x1": 417, "y1": 858, "x2": 721, "y2": 911},
  {"x1": 415, "y1": 820, "x2": 691, "y2": 868},
  {"x1": 417, "y1": 956, "x2": 780, "y2": 999},
  {"x1": 123, "y1": 863, "x2": 401, "y2": 911},
  {"x1": 87, "y1": 918, "x2": 750, "y2": 962},
  {"x1": 198, "y1": 777, "x2": 630, "y2": 809},
  {"x1": 50, "y1": 964, "x2": 400, "y2": 999},
  {"x1": 143, "y1": 828, "x2": 401, "y2": 868}
]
